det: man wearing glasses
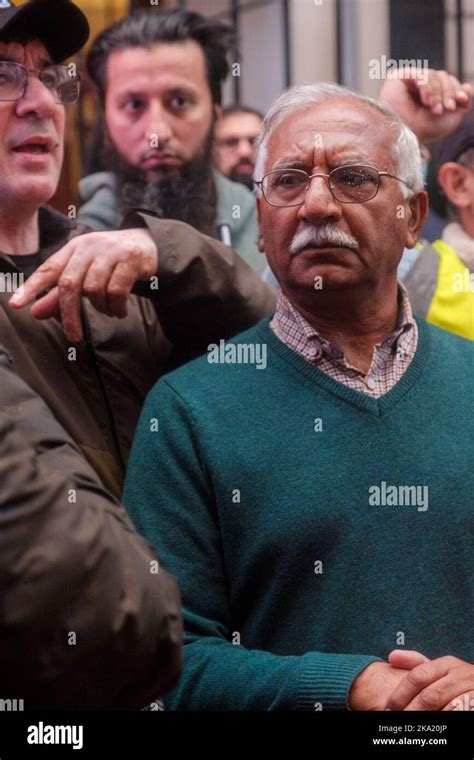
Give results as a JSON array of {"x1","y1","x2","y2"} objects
[
  {"x1": 124, "y1": 83, "x2": 474, "y2": 711},
  {"x1": 214, "y1": 106, "x2": 263, "y2": 190},
  {"x1": 0, "y1": 0, "x2": 274, "y2": 499},
  {"x1": 0, "y1": 0, "x2": 184, "y2": 709}
]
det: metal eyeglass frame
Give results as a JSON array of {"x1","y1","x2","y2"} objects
[
  {"x1": 254, "y1": 164, "x2": 411, "y2": 206},
  {"x1": 0, "y1": 61, "x2": 81, "y2": 105}
]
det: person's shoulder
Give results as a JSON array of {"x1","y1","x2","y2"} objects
[
  {"x1": 420, "y1": 317, "x2": 473, "y2": 357},
  {"x1": 151, "y1": 320, "x2": 272, "y2": 400},
  {"x1": 214, "y1": 170, "x2": 256, "y2": 210},
  {"x1": 77, "y1": 172, "x2": 116, "y2": 202},
  {"x1": 77, "y1": 173, "x2": 121, "y2": 230}
]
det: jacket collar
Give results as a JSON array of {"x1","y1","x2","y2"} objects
[
  {"x1": 0, "y1": 206, "x2": 77, "y2": 272},
  {"x1": 213, "y1": 169, "x2": 251, "y2": 236}
]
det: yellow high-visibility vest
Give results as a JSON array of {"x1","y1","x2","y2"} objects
[{"x1": 427, "y1": 241, "x2": 474, "y2": 340}]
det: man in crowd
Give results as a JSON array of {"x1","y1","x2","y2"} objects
[
  {"x1": 123, "y1": 83, "x2": 473, "y2": 710},
  {"x1": 78, "y1": 9, "x2": 265, "y2": 273},
  {"x1": 262, "y1": 67, "x2": 473, "y2": 286},
  {"x1": 214, "y1": 105, "x2": 263, "y2": 189},
  {"x1": 2, "y1": 0, "x2": 275, "y2": 498},
  {"x1": 401, "y1": 107, "x2": 474, "y2": 339},
  {"x1": 0, "y1": 346, "x2": 182, "y2": 709}
]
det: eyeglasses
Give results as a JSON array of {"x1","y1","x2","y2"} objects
[
  {"x1": 217, "y1": 136, "x2": 259, "y2": 150},
  {"x1": 0, "y1": 61, "x2": 81, "y2": 105},
  {"x1": 254, "y1": 164, "x2": 411, "y2": 207}
]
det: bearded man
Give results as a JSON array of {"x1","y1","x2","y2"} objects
[{"x1": 78, "y1": 9, "x2": 265, "y2": 273}]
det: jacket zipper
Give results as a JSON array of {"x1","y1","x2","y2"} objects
[{"x1": 80, "y1": 305, "x2": 126, "y2": 477}]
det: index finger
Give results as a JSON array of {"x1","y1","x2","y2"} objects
[{"x1": 9, "y1": 242, "x2": 75, "y2": 308}]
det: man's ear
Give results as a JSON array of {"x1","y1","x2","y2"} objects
[
  {"x1": 405, "y1": 190, "x2": 428, "y2": 248},
  {"x1": 256, "y1": 196, "x2": 265, "y2": 252},
  {"x1": 213, "y1": 104, "x2": 223, "y2": 123},
  {"x1": 438, "y1": 162, "x2": 472, "y2": 211}
]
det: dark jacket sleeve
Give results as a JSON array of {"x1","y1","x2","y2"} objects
[
  {"x1": 125, "y1": 212, "x2": 277, "y2": 354},
  {"x1": 0, "y1": 349, "x2": 182, "y2": 710}
]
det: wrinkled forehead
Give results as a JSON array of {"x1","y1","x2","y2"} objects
[
  {"x1": 0, "y1": 38, "x2": 52, "y2": 65},
  {"x1": 265, "y1": 98, "x2": 398, "y2": 171}
]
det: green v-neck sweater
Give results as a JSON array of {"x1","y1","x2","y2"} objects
[{"x1": 123, "y1": 317, "x2": 474, "y2": 710}]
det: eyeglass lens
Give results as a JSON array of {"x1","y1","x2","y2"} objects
[
  {"x1": 0, "y1": 62, "x2": 79, "y2": 104},
  {"x1": 263, "y1": 165, "x2": 380, "y2": 205}
]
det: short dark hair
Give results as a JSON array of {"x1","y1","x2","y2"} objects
[
  {"x1": 221, "y1": 105, "x2": 264, "y2": 121},
  {"x1": 87, "y1": 9, "x2": 235, "y2": 106}
]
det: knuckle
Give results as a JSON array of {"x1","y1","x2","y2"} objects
[
  {"x1": 407, "y1": 667, "x2": 430, "y2": 688},
  {"x1": 40, "y1": 260, "x2": 61, "y2": 276},
  {"x1": 418, "y1": 687, "x2": 442, "y2": 710},
  {"x1": 108, "y1": 285, "x2": 127, "y2": 297},
  {"x1": 58, "y1": 276, "x2": 75, "y2": 292},
  {"x1": 83, "y1": 283, "x2": 102, "y2": 297},
  {"x1": 128, "y1": 245, "x2": 143, "y2": 261}
]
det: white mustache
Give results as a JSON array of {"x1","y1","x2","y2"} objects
[{"x1": 289, "y1": 224, "x2": 360, "y2": 256}]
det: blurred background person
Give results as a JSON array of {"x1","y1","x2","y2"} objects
[
  {"x1": 213, "y1": 105, "x2": 263, "y2": 189},
  {"x1": 418, "y1": 143, "x2": 447, "y2": 242},
  {"x1": 78, "y1": 9, "x2": 265, "y2": 273},
  {"x1": 402, "y1": 108, "x2": 474, "y2": 339}
]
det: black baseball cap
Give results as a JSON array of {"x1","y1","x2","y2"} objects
[
  {"x1": 0, "y1": 0, "x2": 90, "y2": 63},
  {"x1": 434, "y1": 106, "x2": 474, "y2": 171}
]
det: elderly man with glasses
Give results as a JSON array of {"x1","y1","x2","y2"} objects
[{"x1": 124, "y1": 83, "x2": 473, "y2": 711}]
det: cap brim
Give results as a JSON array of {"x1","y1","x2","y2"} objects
[{"x1": 0, "y1": 0, "x2": 90, "y2": 62}]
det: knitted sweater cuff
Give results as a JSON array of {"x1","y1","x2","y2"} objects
[{"x1": 295, "y1": 652, "x2": 383, "y2": 711}]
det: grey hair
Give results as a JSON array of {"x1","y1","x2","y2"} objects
[{"x1": 254, "y1": 82, "x2": 424, "y2": 199}]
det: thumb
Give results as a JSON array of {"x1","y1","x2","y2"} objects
[{"x1": 388, "y1": 649, "x2": 430, "y2": 669}]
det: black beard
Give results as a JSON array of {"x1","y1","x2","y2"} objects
[
  {"x1": 228, "y1": 165, "x2": 255, "y2": 190},
  {"x1": 104, "y1": 131, "x2": 216, "y2": 236}
]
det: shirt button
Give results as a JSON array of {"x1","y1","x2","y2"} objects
[{"x1": 366, "y1": 377, "x2": 376, "y2": 390}]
